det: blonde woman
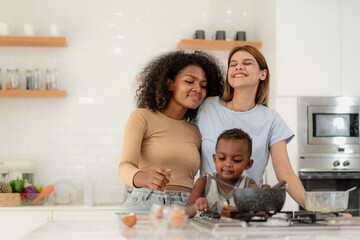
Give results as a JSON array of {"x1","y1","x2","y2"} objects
[{"x1": 197, "y1": 45, "x2": 306, "y2": 208}]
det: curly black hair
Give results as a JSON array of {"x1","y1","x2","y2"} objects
[
  {"x1": 216, "y1": 128, "x2": 252, "y2": 156},
  {"x1": 135, "y1": 50, "x2": 224, "y2": 122}
]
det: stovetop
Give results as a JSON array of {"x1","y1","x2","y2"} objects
[
  {"x1": 229, "y1": 210, "x2": 339, "y2": 224},
  {"x1": 190, "y1": 210, "x2": 360, "y2": 233}
]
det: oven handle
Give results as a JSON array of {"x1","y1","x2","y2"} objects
[{"x1": 299, "y1": 172, "x2": 360, "y2": 180}]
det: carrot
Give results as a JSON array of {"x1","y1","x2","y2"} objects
[
  {"x1": 31, "y1": 185, "x2": 55, "y2": 204},
  {"x1": 20, "y1": 193, "x2": 26, "y2": 200}
]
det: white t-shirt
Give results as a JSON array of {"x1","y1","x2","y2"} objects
[{"x1": 196, "y1": 96, "x2": 294, "y2": 187}]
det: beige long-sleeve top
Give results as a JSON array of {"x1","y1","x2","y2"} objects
[{"x1": 118, "y1": 109, "x2": 202, "y2": 189}]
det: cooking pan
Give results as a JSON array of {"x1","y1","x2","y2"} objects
[{"x1": 233, "y1": 181, "x2": 287, "y2": 212}]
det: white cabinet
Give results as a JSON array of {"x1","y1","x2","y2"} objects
[
  {"x1": 276, "y1": 0, "x2": 341, "y2": 96},
  {"x1": 341, "y1": 0, "x2": 360, "y2": 97},
  {"x1": 0, "y1": 210, "x2": 52, "y2": 240},
  {"x1": 0, "y1": 207, "x2": 121, "y2": 239}
]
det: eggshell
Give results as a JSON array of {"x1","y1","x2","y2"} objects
[
  {"x1": 122, "y1": 213, "x2": 137, "y2": 227},
  {"x1": 169, "y1": 207, "x2": 185, "y2": 228}
]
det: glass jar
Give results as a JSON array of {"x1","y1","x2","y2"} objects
[
  {"x1": 45, "y1": 69, "x2": 58, "y2": 90},
  {"x1": 26, "y1": 68, "x2": 41, "y2": 90},
  {"x1": 6, "y1": 68, "x2": 20, "y2": 89}
]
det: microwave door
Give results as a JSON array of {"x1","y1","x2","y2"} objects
[{"x1": 308, "y1": 106, "x2": 360, "y2": 145}]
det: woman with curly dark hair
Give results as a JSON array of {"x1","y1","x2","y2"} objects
[{"x1": 118, "y1": 50, "x2": 224, "y2": 212}]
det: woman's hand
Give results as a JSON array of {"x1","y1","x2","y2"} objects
[
  {"x1": 195, "y1": 197, "x2": 209, "y2": 212},
  {"x1": 146, "y1": 167, "x2": 173, "y2": 190},
  {"x1": 132, "y1": 167, "x2": 173, "y2": 190}
]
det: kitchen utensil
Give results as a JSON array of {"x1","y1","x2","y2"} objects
[
  {"x1": 206, "y1": 173, "x2": 237, "y2": 189},
  {"x1": 233, "y1": 187, "x2": 286, "y2": 212},
  {"x1": 271, "y1": 180, "x2": 287, "y2": 189},
  {"x1": 31, "y1": 185, "x2": 54, "y2": 204},
  {"x1": 346, "y1": 186, "x2": 357, "y2": 193},
  {"x1": 305, "y1": 186, "x2": 357, "y2": 212},
  {"x1": 52, "y1": 179, "x2": 80, "y2": 205}
]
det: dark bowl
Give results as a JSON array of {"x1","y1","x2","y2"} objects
[{"x1": 233, "y1": 188, "x2": 286, "y2": 212}]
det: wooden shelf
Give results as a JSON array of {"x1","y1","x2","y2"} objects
[
  {"x1": 177, "y1": 39, "x2": 262, "y2": 50},
  {"x1": 0, "y1": 36, "x2": 67, "y2": 47},
  {"x1": 0, "y1": 90, "x2": 67, "y2": 97}
]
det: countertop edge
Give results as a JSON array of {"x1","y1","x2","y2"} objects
[{"x1": 0, "y1": 205, "x2": 123, "y2": 211}]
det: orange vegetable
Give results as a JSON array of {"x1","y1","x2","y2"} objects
[
  {"x1": 31, "y1": 185, "x2": 54, "y2": 204},
  {"x1": 20, "y1": 193, "x2": 26, "y2": 200},
  {"x1": 122, "y1": 213, "x2": 137, "y2": 227}
]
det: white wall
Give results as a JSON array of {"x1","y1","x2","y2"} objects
[{"x1": 0, "y1": 0, "x2": 268, "y2": 204}]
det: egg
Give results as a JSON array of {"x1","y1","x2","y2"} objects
[
  {"x1": 122, "y1": 213, "x2": 137, "y2": 227},
  {"x1": 169, "y1": 207, "x2": 185, "y2": 228}
]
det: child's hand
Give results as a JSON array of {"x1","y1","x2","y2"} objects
[
  {"x1": 195, "y1": 197, "x2": 209, "y2": 212},
  {"x1": 221, "y1": 205, "x2": 238, "y2": 218}
]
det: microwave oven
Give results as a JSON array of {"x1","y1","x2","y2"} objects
[{"x1": 298, "y1": 97, "x2": 360, "y2": 155}]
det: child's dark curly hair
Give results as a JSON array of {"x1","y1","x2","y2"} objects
[
  {"x1": 135, "y1": 50, "x2": 224, "y2": 122},
  {"x1": 216, "y1": 128, "x2": 253, "y2": 156}
]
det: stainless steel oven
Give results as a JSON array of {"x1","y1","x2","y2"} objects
[{"x1": 298, "y1": 97, "x2": 360, "y2": 215}]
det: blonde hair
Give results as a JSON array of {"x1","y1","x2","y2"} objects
[{"x1": 221, "y1": 45, "x2": 269, "y2": 107}]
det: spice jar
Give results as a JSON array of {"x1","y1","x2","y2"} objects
[
  {"x1": 6, "y1": 68, "x2": 20, "y2": 89},
  {"x1": 26, "y1": 68, "x2": 41, "y2": 90},
  {"x1": 45, "y1": 69, "x2": 58, "y2": 90}
]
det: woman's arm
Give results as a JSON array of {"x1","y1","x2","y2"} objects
[
  {"x1": 248, "y1": 178, "x2": 258, "y2": 188},
  {"x1": 118, "y1": 110, "x2": 173, "y2": 189},
  {"x1": 185, "y1": 176, "x2": 207, "y2": 217},
  {"x1": 118, "y1": 110, "x2": 146, "y2": 187},
  {"x1": 270, "y1": 140, "x2": 306, "y2": 208}
]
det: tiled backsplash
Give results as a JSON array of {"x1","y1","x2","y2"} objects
[{"x1": 0, "y1": 0, "x2": 268, "y2": 204}]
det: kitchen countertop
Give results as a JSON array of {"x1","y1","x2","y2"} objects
[
  {"x1": 23, "y1": 218, "x2": 360, "y2": 240},
  {"x1": 0, "y1": 203, "x2": 123, "y2": 211}
]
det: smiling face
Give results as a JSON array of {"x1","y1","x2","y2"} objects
[
  {"x1": 227, "y1": 50, "x2": 267, "y2": 91},
  {"x1": 213, "y1": 138, "x2": 253, "y2": 183},
  {"x1": 168, "y1": 65, "x2": 207, "y2": 112}
]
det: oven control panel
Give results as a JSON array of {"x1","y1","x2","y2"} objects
[{"x1": 299, "y1": 155, "x2": 360, "y2": 172}]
